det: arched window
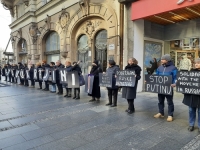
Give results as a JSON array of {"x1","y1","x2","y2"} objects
[
  {"x1": 77, "y1": 34, "x2": 89, "y2": 74},
  {"x1": 95, "y1": 30, "x2": 107, "y2": 71},
  {"x1": 46, "y1": 32, "x2": 60, "y2": 51},
  {"x1": 45, "y1": 32, "x2": 60, "y2": 63}
]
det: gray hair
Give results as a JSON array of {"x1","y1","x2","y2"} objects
[{"x1": 195, "y1": 58, "x2": 200, "y2": 63}]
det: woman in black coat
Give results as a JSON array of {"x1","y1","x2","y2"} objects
[
  {"x1": 182, "y1": 63, "x2": 200, "y2": 133},
  {"x1": 122, "y1": 57, "x2": 142, "y2": 114},
  {"x1": 35, "y1": 62, "x2": 43, "y2": 89},
  {"x1": 89, "y1": 60, "x2": 102, "y2": 102},
  {"x1": 29, "y1": 64, "x2": 35, "y2": 87},
  {"x1": 71, "y1": 61, "x2": 82, "y2": 100}
]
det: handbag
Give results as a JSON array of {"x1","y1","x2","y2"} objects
[{"x1": 79, "y1": 75, "x2": 85, "y2": 86}]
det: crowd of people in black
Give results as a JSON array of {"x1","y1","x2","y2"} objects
[{"x1": 1, "y1": 56, "x2": 200, "y2": 133}]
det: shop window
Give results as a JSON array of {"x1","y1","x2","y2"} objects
[{"x1": 46, "y1": 32, "x2": 60, "y2": 52}]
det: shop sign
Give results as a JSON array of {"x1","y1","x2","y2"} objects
[{"x1": 109, "y1": 44, "x2": 115, "y2": 50}]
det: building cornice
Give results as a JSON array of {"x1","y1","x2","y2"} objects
[{"x1": 9, "y1": 11, "x2": 35, "y2": 29}]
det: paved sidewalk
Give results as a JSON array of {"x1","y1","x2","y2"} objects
[{"x1": 0, "y1": 79, "x2": 199, "y2": 150}]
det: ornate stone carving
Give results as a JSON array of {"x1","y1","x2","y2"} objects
[
  {"x1": 60, "y1": 51, "x2": 68, "y2": 58},
  {"x1": 85, "y1": 21, "x2": 95, "y2": 37},
  {"x1": 27, "y1": 54, "x2": 32, "y2": 59},
  {"x1": 29, "y1": 23, "x2": 38, "y2": 44},
  {"x1": 79, "y1": 0, "x2": 89, "y2": 16},
  {"x1": 59, "y1": 9, "x2": 70, "y2": 29},
  {"x1": 24, "y1": 0, "x2": 29, "y2": 6},
  {"x1": 44, "y1": 50, "x2": 60, "y2": 55},
  {"x1": 34, "y1": 54, "x2": 40, "y2": 60},
  {"x1": 45, "y1": 15, "x2": 51, "y2": 30},
  {"x1": 18, "y1": 28, "x2": 22, "y2": 38}
]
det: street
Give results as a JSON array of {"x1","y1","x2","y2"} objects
[{"x1": 0, "y1": 79, "x2": 199, "y2": 150}]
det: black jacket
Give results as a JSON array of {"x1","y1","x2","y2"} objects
[
  {"x1": 182, "y1": 69, "x2": 200, "y2": 108},
  {"x1": 122, "y1": 64, "x2": 142, "y2": 99},
  {"x1": 56, "y1": 64, "x2": 64, "y2": 81},
  {"x1": 106, "y1": 65, "x2": 120, "y2": 89},
  {"x1": 71, "y1": 64, "x2": 82, "y2": 76}
]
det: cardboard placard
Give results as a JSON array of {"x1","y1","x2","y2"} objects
[
  {"x1": 59, "y1": 68, "x2": 68, "y2": 84},
  {"x1": 99, "y1": 73, "x2": 112, "y2": 87},
  {"x1": 34, "y1": 68, "x2": 38, "y2": 80},
  {"x1": 85, "y1": 75, "x2": 94, "y2": 94},
  {"x1": 116, "y1": 70, "x2": 136, "y2": 87},
  {"x1": 26, "y1": 70, "x2": 30, "y2": 80},
  {"x1": 145, "y1": 75, "x2": 172, "y2": 95},
  {"x1": 67, "y1": 72, "x2": 80, "y2": 88},
  {"x1": 43, "y1": 68, "x2": 50, "y2": 81},
  {"x1": 15, "y1": 70, "x2": 19, "y2": 78},
  {"x1": 176, "y1": 71, "x2": 200, "y2": 95},
  {"x1": 38, "y1": 68, "x2": 43, "y2": 81},
  {"x1": 20, "y1": 69, "x2": 25, "y2": 80}
]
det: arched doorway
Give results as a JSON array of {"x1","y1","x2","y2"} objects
[
  {"x1": 77, "y1": 34, "x2": 89, "y2": 74},
  {"x1": 45, "y1": 32, "x2": 60, "y2": 63},
  {"x1": 18, "y1": 38, "x2": 28, "y2": 64},
  {"x1": 95, "y1": 30, "x2": 107, "y2": 72}
]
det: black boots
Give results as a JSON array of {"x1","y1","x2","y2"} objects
[{"x1": 73, "y1": 88, "x2": 80, "y2": 100}]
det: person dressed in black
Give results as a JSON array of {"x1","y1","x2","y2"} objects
[
  {"x1": 24, "y1": 63, "x2": 29, "y2": 86},
  {"x1": 35, "y1": 62, "x2": 43, "y2": 89},
  {"x1": 13, "y1": 64, "x2": 18, "y2": 83},
  {"x1": 55, "y1": 60, "x2": 64, "y2": 95},
  {"x1": 42, "y1": 60, "x2": 50, "y2": 91},
  {"x1": 0, "y1": 66, "x2": 1, "y2": 81},
  {"x1": 72, "y1": 61, "x2": 82, "y2": 100},
  {"x1": 63, "y1": 61, "x2": 73, "y2": 97},
  {"x1": 89, "y1": 60, "x2": 102, "y2": 102},
  {"x1": 105, "y1": 60, "x2": 120, "y2": 107},
  {"x1": 2, "y1": 64, "x2": 6, "y2": 81},
  {"x1": 122, "y1": 57, "x2": 142, "y2": 114},
  {"x1": 49, "y1": 62, "x2": 56, "y2": 93},
  {"x1": 29, "y1": 64, "x2": 35, "y2": 87},
  {"x1": 18, "y1": 62, "x2": 25, "y2": 85},
  {"x1": 7, "y1": 64, "x2": 12, "y2": 82}
]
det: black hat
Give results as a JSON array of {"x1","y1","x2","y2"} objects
[
  {"x1": 108, "y1": 60, "x2": 116, "y2": 66},
  {"x1": 93, "y1": 60, "x2": 98, "y2": 65}
]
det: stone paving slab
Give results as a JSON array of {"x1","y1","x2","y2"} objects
[{"x1": 0, "y1": 79, "x2": 199, "y2": 150}]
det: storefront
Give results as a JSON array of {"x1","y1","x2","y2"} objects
[{"x1": 131, "y1": 0, "x2": 200, "y2": 91}]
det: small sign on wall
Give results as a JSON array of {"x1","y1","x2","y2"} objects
[{"x1": 109, "y1": 44, "x2": 115, "y2": 50}]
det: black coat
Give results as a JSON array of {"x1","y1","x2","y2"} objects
[
  {"x1": 30, "y1": 66, "x2": 34, "y2": 80},
  {"x1": 89, "y1": 65, "x2": 102, "y2": 98},
  {"x1": 106, "y1": 65, "x2": 120, "y2": 89},
  {"x1": 182, "y1": 69, "x2": 200, "y2": 108},
  {"x1": 122, "y1": 64, "x2": 142, "y2": 99},
  {"x1": 71, "y1": 64, "x2": 82, "y2": 76},
  {"x1": 55, "y1": 64, "x2": 64, "y2": 81}
]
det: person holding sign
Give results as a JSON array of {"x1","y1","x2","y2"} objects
[
  {"x1": 88, "y1": 60, "x2": 102, "y2": 102},
  {"x1": 42, "y1": 60, "x2": 50, "y2": 91},
  {"x1": 35, "y1": 62, "x2": 43, "y2": 90},
  {"x1": 49, "y1": 62, "x2": 57, "y2": 93},
  {"x1": 63, "y1": 61, "x2": 73, "y2": 98},
  {"x1": 0, "y1": 66, "x2": 1, "y2": 81},
  {"x1": 154, "y1": 54, "x2": 177, "y2": 122},
  {"x1": 105, "y1": 60, "x2": 120, "y2": 107},
  {"x1": 29, "y1": 64, "x2": 35, "y2": 88},
  {"x1": 182, "y1": 58, "x2": 200, "y2": 133},
  {"x1": 71, "y1": 61, "x2": 82, "y2": 100},
  {"x1": 18, "y1": 62, "x2": 25, "y2": 85},
  {"x1": 24, "y1": 64, "x2": 29, "y2": 87},
  {"x1": 122, "y1": 58, "x2": 141, "y2": 114},
  {"x1": 55, "y1": 60, "x2": 65, "y2": 95}
]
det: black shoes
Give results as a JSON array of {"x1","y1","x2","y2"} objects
[
  {"x1": 188, "y1": 126, "x2": 194, "y2": 132},
  {"x1": 50, "y1": 91, "x2": 56, "y2": 93},
  {"x1": 89, "y1": 99, "x2": 96, "y2": 102},
  {"x1": 106, "y1": 103, "x2": 112, "y2": 106},
  {"x1": 75, "y1": 97, "x2": 80, "y2": 100},
  {"x1": 64, "y1": 95, "x2": 67, "y2": 97},
  {"x1": 57, "y1": 92, "x2": 63, "y2": 95},
  {"x1": 43, "y1": 88, "x2": 49, "y2": 91},
  {"x1": 126, "y1": 108, "x2": 135, "y2": 114},
  {"x1": 110, "y1": 104, "x2": 117, "y2": 107}
]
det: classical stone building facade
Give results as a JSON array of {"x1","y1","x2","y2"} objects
[{"x1": 1, "y1": 0, "x2": 122, "y2": 73}]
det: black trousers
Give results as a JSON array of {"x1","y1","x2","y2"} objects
[
  {"x1": 45, "y1": 81, "x2": 49, "y2": 90},
  {"x1": 5, "y1": 76, "x2": 7, "y2": 81},
  {"x1": 11, "y1": 77, "x2": 14, "y2": 83},
  {"x1": 25, "y1": 79, "x2": 29, "y2": 86},
  {"x1": 66, "y1": 88, "x2": 72, "y2": 95},
  {"x1": 74, "y1": 88, "x2": 80, "y2": 97},
  {"x1": 127, "y1": 99, "x2": 135, "y2": 111},
  {"x1": 20, "y1": 78, "x2": 24, "y2": 84},
  {"x1": 107, "y1": 89, "x2": 118, "y2": 105},
  {"x1": 31, "y1": 80, "x2": 35, "y2": 86},
  {"x1": 39, "y1": 81, "x2": 42, "y2": 89},
  {"x1": 0, "y1": 75, "x2": 1, "y2": 80},
  {"x1": 56, "y1": 81, "x2": 63, "y2": 94}
]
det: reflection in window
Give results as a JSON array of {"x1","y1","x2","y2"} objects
[{"x1": 46, "y1": 32, "x2": 60, "y2": 51}]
